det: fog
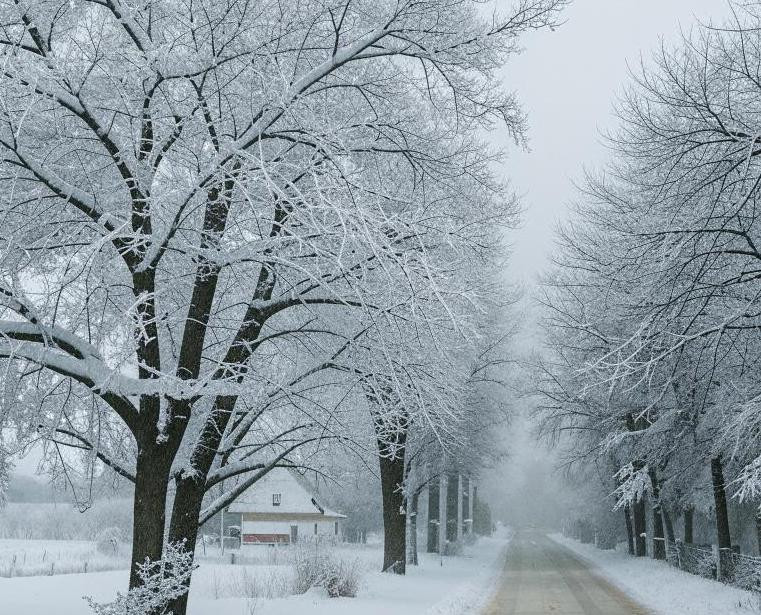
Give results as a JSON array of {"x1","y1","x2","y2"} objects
[{"x1": 478, "y1": 416, "x2": 571, "y2": 530}]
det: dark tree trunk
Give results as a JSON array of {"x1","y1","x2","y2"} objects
[
  {"x1": 755, "y1": 510, "x2": 761, "y2": 556},
  {"x1": 624, "y1": 504, "x2": 635, "y2": 555},
  {"x1": 649, "y1": 470, "x2": 666, "y2": 560},
  {"x1": 684, "y1": 507, "x2": 694, "y2": 544},
  {"x1": 408, "y1": 490, "x2": 420, "y2": 565},
  {"x1": 164, "y1": 478, "x2": 207, "y2": 615},
  {"x1": 663, "y1": 507, "x2": 675, "y2": 545},
  {"x1": 129, "y1": 446, "x2": 172, "y2": 591},
  {"x1": 446, "y1": 473, "x2": 459, "y2": 543},
  {"x1": 462, "y1": 476, "x2": 470, "y2": 536},
  {"x1": 427, "y1": 481, "x2": 440, "y2": 553},
  {"x1": 711, "y1": 456, "x2": 732, "y2": 550},
  {"x1": 649, "y1": 506, "x2": 666, "y2": 560},
  {"x1": 164, "y1": 397, "x2": 240, "y2": 615},
  {"x1": 633, "y1": 496, "x2": 647, "y2": 556},
  {"x1": 379, "y1": 451, "x2": 407, "y2": 574}
]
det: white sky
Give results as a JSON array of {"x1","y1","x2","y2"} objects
[{"x1": 500, "y1": 0, "x2": 730, "y2": 282}]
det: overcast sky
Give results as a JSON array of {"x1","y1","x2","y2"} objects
[{"x1": 500, "y1": 0, "x2": 731, "y2": 282}]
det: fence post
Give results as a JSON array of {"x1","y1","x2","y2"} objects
[
  {"x1": 717, "y1": 547, "x2": 735, "y2": 583},
  {"x1": 674, "y1": 540, "x2": 685, "y2": 570}
]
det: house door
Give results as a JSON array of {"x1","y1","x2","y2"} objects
[{"x1": 290, "y1": 525, "x2": 298, "y2": 544}]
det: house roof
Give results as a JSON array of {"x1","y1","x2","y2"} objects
[{"x1": 227, "y1": 467, "x2": 346, "y2": 518}]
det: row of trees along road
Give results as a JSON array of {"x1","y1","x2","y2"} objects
[
  {"x1": 0, "y1": 1, "x2": 567, "y2": 612},
  {"x1": 538, "y1": 1, "x2": 761, "y2": 573}
]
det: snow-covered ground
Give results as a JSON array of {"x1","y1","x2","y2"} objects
[
  {"x1": 550, "y1": 534, "x2": 761, "y2": 614},
  {"x1": 0, "y1": 539, "x2": 127, "y2": 577},
  {"x1": 0, "y1": 536, "x2": 508, "y2": 615}
]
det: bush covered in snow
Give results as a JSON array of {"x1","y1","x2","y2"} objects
[
  {"x1": 291, "y1": 545, "x2": 361, "y2": 598},
  {"x1": 86, "y1": 542, "x2": 196, "y2": 615}
]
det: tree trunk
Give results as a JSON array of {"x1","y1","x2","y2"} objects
[
  {"x1": 456, "y1": 474, "x2": 464, "y2": 542},
  {"x1": 446, "y1": 472, "x2": 459, "y2": 543},
  {"x1": 624, "y1": 504, "x2": 635, "y2": 555},
  {"x1": 633, "y1": 496, "x2": 647, "y2": 556},
  {"x1": 408, "y1": 490, "x2": 420, "y2": 565},
  {"x1": 684, "y1": 507, "x2": 694, "y2": 544},
  {"x1": 438, "y1": 473, "x2": 447, "y2": 552},
  {"x1": 379, "y1": 452, "x2": 407, "y2": 574},
  {"x1": 129, "y1": 446, "x2": 172, "y2": 592},
  {"x1": 755, "y1": 510, "x2": 761, "y2": 556},
  {"x1": 711, "y1": 456, "x2": 732, "y2": 550},
  {"x1": 164, "y1": 476, "x2": 207, "y2": 615},
  {"x1": 164, "y1": 398, "x2": 240, "y2": 615},
  {"x1": 427, "y1": 481, "x2": 439, "y2": 553},
  {"x1": 649, "y1": 470, "x2": 666, "y2": 560},
  {"x1": 663, "y1": 507, "x2": 675, "y2": 545}
]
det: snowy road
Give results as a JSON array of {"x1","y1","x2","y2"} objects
[{"x1": 482, "y1": 532, "x2": 651, "y2": 615}]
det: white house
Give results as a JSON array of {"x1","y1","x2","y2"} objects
[{"x1": 227, "y1": 468, "x2": 346, "y2": 547}]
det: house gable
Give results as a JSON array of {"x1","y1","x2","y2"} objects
[{"x1": 227, "y1": 468, "x2": 343, "y2": 517}]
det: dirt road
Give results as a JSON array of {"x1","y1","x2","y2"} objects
[{"x1": 482, "y1": 532, "x2": 651, "y2": 615}]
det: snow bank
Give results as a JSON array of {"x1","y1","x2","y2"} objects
[
  {"x1": 550, "y1": 534, "x2": 761, "y2": 615},
  {"x1": 0, "y1": 536, "x2": 508, "y2": 615}
]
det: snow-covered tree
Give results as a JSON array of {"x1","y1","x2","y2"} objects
[
  {"x1": 0, "y1": 0, "x2": 565, "y2": 610},
  {"x1": 538, "y1": 2, "x2": 761, "y2": 564}
]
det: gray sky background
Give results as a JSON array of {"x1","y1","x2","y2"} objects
[{"x1": 501, "y1": 0, "x2": 730, "y2": 282}]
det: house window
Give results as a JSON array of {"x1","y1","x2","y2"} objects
[
  {"x1": 272, "y1": 493, "x2": 281, "y2": 506},
  {"x1": 314, "y1": 523, "x2": 318, "y2": 535},
  {"x1": 334, "y1": 521, "x2": 339, "y2": 536}
]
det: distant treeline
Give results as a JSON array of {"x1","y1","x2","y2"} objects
[
  {"x1": 0, "y1": 500, "x2": 133, "y2": 541},
  {"x1": 6, "y1": 474, "x2": 55, "y2": 503}
]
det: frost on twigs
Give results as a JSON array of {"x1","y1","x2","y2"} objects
[
  {"x1": 611, "y1": 463, "x2": 649, "y2": 510},
  {"x1": 291, "y1": 545, "x2": 361, "y2": 598},
  {"x1": 85, "y1": 542, "x2": 196, "y2": 615}
]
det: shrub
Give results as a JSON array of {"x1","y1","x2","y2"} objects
[
  {"x1": 291, "y1": 546, "x2": 360, "y2": 598},
  {"x1": 86, "y1": 542, "x2": 196, "y2": 615}
]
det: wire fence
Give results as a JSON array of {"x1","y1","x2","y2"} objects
[
  {"x1": 666, "y1": 539, "x2": 761, "y2": 595},
  {"x1": 669, "y1": 542, "x2": 716, "y2": 580},
  {"x1": 726, "y1": 550, "x2": 761, "y2": 592}
]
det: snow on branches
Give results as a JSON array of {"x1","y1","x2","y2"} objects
[{"x1": 85, "y1": 541, "x2": 196, "y2": 615}]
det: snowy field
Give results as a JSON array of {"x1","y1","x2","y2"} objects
[
  {"x1": 0, "y1": 539, "x2": 127, "y2": 577},
  {"x1": 550, "y1": 534, "x2": 761, "y2": 615},
  {"x1": 0, "y1": 536, "x2": 508, "y2": 615}
]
